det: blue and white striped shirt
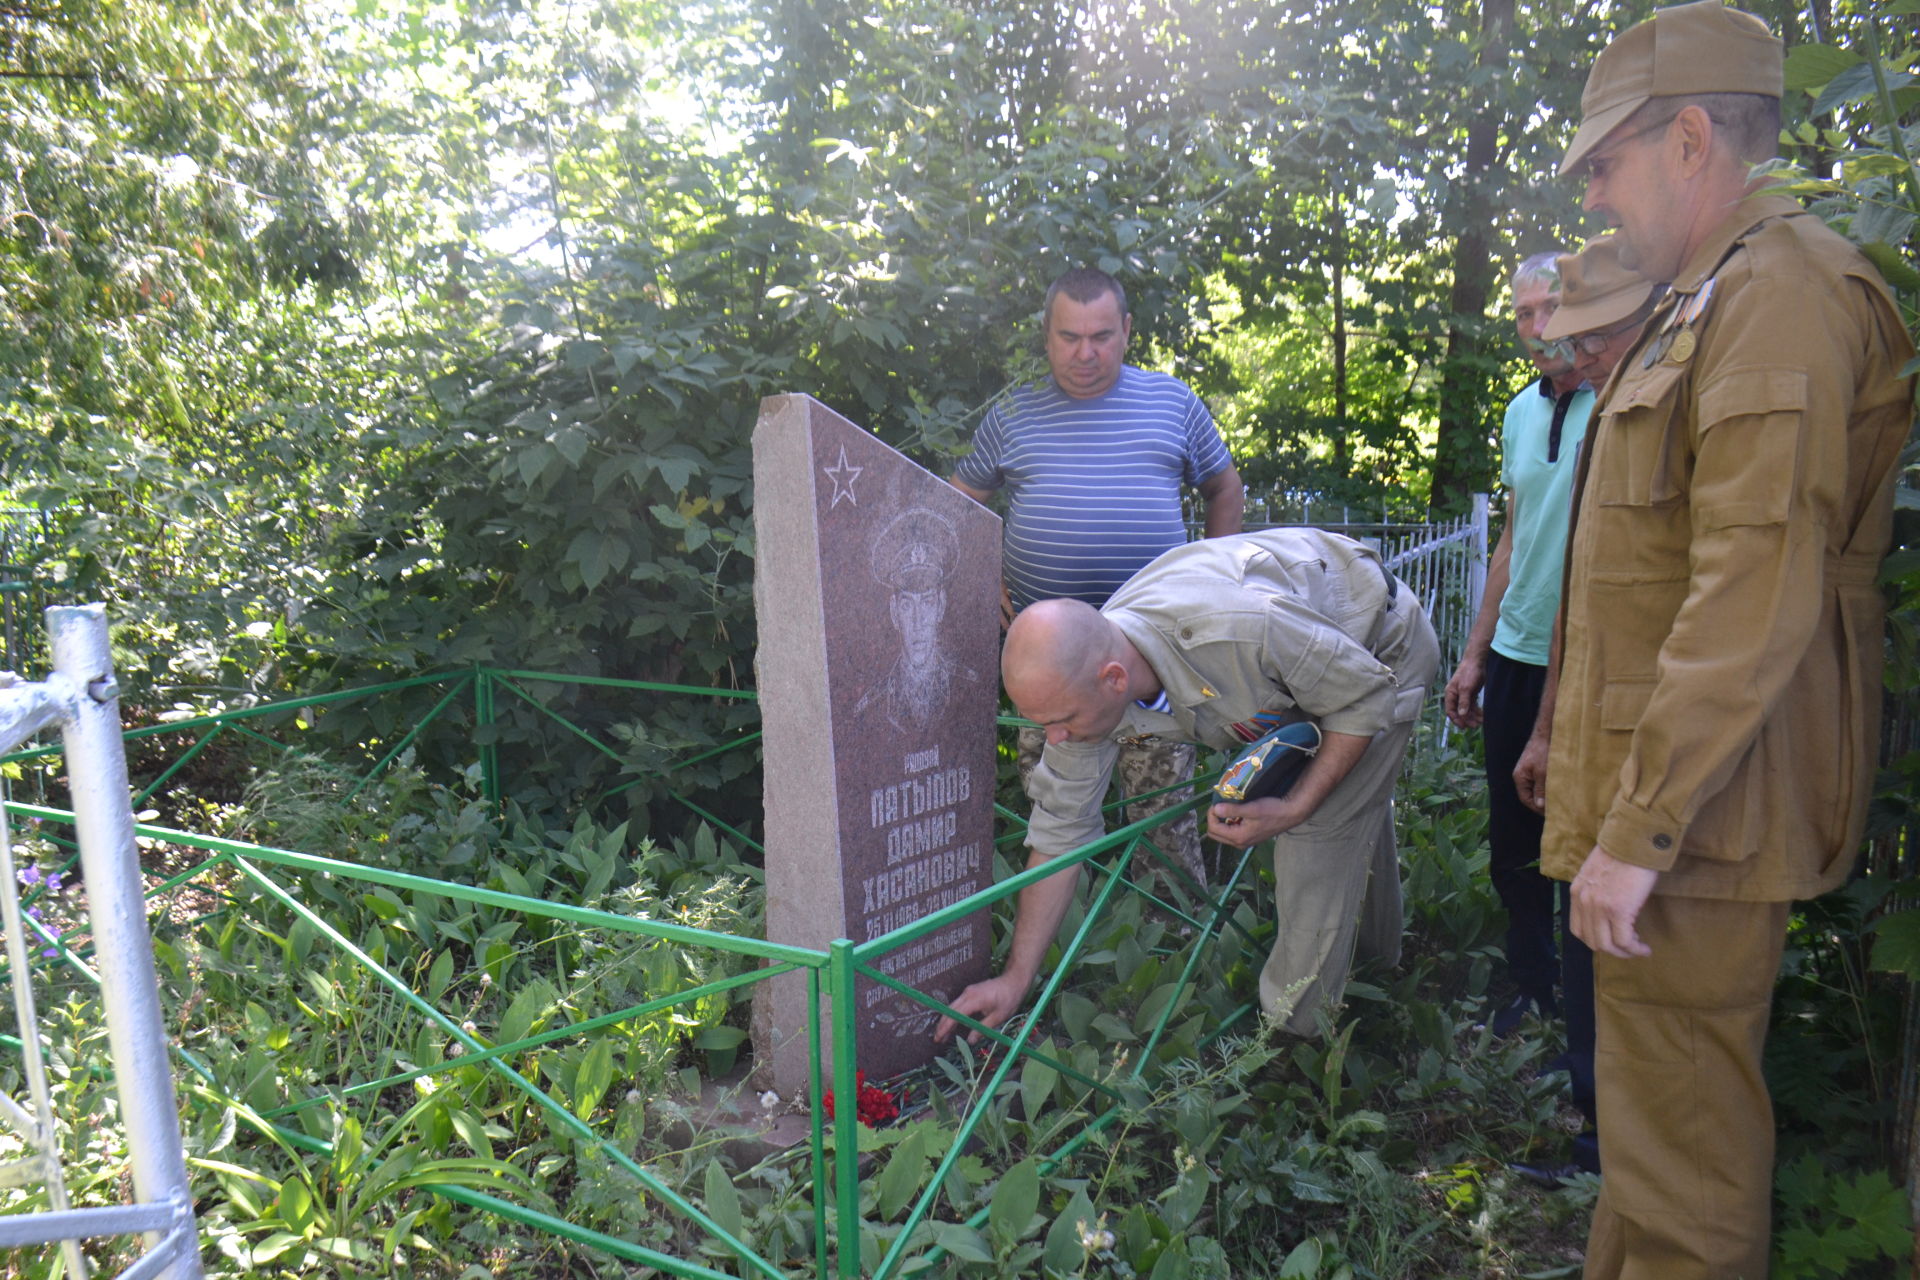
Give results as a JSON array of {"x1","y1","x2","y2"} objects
[{"x1": 955, "y1": 366, "x2": 1234, "y2": 610}]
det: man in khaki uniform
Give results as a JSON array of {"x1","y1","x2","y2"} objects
[
  {"x1": 932, "y1": 527, "x2": 1438, "y2": 1043},
  {"x1": 1546, "y1": 4, "x2": 1915, "y2": 1274}
]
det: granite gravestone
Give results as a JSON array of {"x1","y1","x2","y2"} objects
[{"x1": 751, "y1": 394, "x2": 1001, "y2": 1094}]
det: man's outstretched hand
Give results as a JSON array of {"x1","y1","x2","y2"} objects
[{"x1": 932, "y1": 971, "x2": 1033, "y2": 1045}]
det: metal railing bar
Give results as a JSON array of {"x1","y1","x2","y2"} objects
[
  {"x1": 4, "y1": 805, "x2": 827, "y2": 968},
  {"x1": 849, "y1": 804, "x2": 1190, "y2": 965},
  {"x1": 231, "y1": 856, "x2": 789, "y2": 1280},
  {"x1": 807, "y1": 963, "x2": 830, "y2": 1278},
  {"x1": 849, "y1": 963, "x2": 1122, "y2": 1106},
  {"x1": 0, "y1": 671, "x2": 468, "y2": 765},
  {"x1": 259, "y1": 962, "x2": 803, "y2": 1120},
  {"x1": 1133, "y1": 846, "x2": 1258, "y2": 1070},
  {"x1": 829, "y1": 941, "x2": 860, "y2": 1278},
  {"x1": 490, "y1": 677, "x2": 627, "y2": 765},
  {"x1": 492, "y1": 670, "x2": 759, "y2": 700},
  {"x1": 0, "y1": 1199, "x2": 172, "y2": 1247},
  {"x1": 131, "y1": 724, "x2": 224, "y2": 807},
  {"x1": 344, "y1": 674, "x2": 476, "y2": 802},
  {"x1": 427, "y1": 1184, "x2": 746, "y2": 1279},
  {"x1": 654, "y1": 795, "x2": 762, "y2": 857},
  {"x1": 871, "y1": 849, "x2": 1137, "y2": 1280}
]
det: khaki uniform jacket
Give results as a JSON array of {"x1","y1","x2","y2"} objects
[
  {"x1": 1026, "y1": 529, "x2": 1431, "y2": 856},
  {"x1": 1543, "y1": 192, "x2": 1916, "y2": 900}
]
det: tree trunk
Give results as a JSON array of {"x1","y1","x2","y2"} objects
[
  {"x1": 1332, "y1": 190, "x2": 1349, "y2": 475},
  {"x1": 1431, "y1": 0, "x2": 1514, "y2": 514}
]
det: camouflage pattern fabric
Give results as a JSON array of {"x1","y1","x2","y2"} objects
[{"x1": 1016, "y1": 724, "x2": 1205, "y2": 888}]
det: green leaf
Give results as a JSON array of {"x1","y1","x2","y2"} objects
[
  {"x1": 573, "y1": 1038, "x2": 616, "y2": 1119},
  {"x1": 1858, "y1": 240, "x2": 1920, "y2": 293},
  {"x1": 1783, "y1": 44, "x2": 1860, "y2": 94},
  {"x1": 1147, "y1": 1236, "x2": 1190, "y2": 1280},
  {"x1": 552, "y1": 424, "x2": 591, "y2": 467},
  {"x1": 931, "y1": 1222, "x2": 995, "y2": 1264},
  {"x1": 1019, "y1": 1052, "x2": 1059, "y2": 1123},
  {"x1": 988, "y1": 1157, "x2": 1041, "y2": 1249},
  {"x1": 1159, "y1": 1167, "x2": 1209, "y2": 1232},
  {"x1": 426, "y1": 949, "x2": 454, "y2": 1002},
  {"x1": 1056, "y1": 992, "x2": 1096, "y2": 1041},
  {"x1": 1133, "y1": 981, "x2": 1187, "y2": 1036},
  {"x1": 498, "y1": 978, "x2": 557, "y2": 1046},
  {"x1": 703, "y1": 1159, "x2": 743, "y2": 1242},
  {"x1": 1812, "y1": 63, "x2": 1911, "y2": 118},
  {"x1": 449, "y1": 1109, "x2": 493, "y2": 1161},
  {"x1": 693, "y1": 1025, "x2": 747, "y2": 1050},
  {"x1": 1043, "y1": 1188, "x2": 1100, "y2": 1274},
  {"x1": 276, "y1": 1176, "x2": 315, "y2": 1232},
  {"x1": 251, "y1": 1231, "x2": 306, "y2": 1263},
  {"x1": 876, "y1": 1124, "x2": 929, "y2": 1220},
  {"x1": 331, "y1": 1114, "x2": 364, "y2": 1181},
  {"x1": 1870, "y1": 907, "x2": 1920, "y2": 978},
  {"x1": 1280, "y1": 1237, "x2": 1325, "y2": 1278}
]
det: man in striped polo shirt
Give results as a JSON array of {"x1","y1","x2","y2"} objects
[{"x1": 952, "y1": 268, "x2": 1244, "y2": 887}]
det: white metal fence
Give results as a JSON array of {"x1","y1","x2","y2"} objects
[{"x1": 1230, "y1": 493, "x2": 1491, "y2": 678}]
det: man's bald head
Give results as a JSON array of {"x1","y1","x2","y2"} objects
[
  {"x1": 1002, "y1": 599, "x2": 1140, "y2": 745},
  {"x1": 1003, "y1": 599, "x2": 1113, "y2": 698}
]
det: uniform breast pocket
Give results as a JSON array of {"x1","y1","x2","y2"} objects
[{"x1": 1593, "y1": 362, "x2": 1690, "y2": 510}]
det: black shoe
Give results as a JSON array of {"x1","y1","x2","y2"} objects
[
  {"x1": 1489, "y1": 992, "x2": 1540, "y2": 1037},
  {"x1": 1508, "y1": 1159, "x2": 1586, "y2": 1188}
]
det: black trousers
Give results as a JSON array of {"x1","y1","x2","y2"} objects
[
  {"x1": 1483, "y1": 651, "x2": 1558, "y2": 1000},
  {"x1": 1484, "y1": 650, "x2": 1597, "y2": 1158}
]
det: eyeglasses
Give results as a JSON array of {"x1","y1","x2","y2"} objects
[
  {"x1": 1563, "y1": 287, "x2": 1668, "y2": 357},
  {"x1": 1568, "y1": 316, "x2": 1646, "y2": 356},
  {"x1": 1580, "y1": 114, "x2": 1681, "y2": 180}
]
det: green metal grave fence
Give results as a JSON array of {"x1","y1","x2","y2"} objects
[{"x1": 0, "y1": 667, "x2": 1262, "y2": 1278}]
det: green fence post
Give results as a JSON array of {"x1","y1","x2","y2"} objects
[
  {"x1": 829, "y1": 938, "x2": 861, "y2": 1279},
  {"x1": 476, "y1": 665, "x2": 501, "y2": 816}
]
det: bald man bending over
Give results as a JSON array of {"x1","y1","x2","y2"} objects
[{"x1": 933, "y1": 528, "x2": 1439, "y2": 1041}]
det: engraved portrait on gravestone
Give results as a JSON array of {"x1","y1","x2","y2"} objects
[{"x1": 854, "y1": 510, "x2": 981, "y2": 733}]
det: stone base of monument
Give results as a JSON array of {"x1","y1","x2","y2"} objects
[{"x1": 653, "y1": 1069, "x2": 813, "y2": 1169}]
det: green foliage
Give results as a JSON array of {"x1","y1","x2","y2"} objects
[
  {"x1": 1773, "y1": 1157, "x2": 1914, "y2": 1279},
  {"x1": 0, "y1": 0, "x2": 490, "y2": 697}
]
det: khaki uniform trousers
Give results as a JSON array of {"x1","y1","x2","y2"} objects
[
  {"x1": 1260, "y1": 592, "x2": 1437, "y2": 1036},
  {"x1": 1584, "y1": 893, "x2": 1787, "y2": 1280},
  {"x1": 1257, "y1": 714, "x2": 1415, "y2": 1035}
]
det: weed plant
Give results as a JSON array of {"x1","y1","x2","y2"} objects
[{"x1": 0, "y1": 730, "x2": 1908, "y2": 1277}]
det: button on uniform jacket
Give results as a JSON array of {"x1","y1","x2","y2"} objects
[{"x1": 1543, "y1": 192, "x2": 1916, "y2": 901}]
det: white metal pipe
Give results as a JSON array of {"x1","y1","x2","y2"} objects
[
  {"x1": 47, "y1": 606, "x2": 201, "y2": 1280},
  {"x1": 0, "y1": 1199, "x2": 173, "y2": 1248}
]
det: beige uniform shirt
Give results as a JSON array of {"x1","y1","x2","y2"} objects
[
  {"x1": 1025, "y1": 529, "x2": 1430, "y2": 856},
  {"x1": 1543, "y1": 192, "x2": 1916, "y2": 900}
]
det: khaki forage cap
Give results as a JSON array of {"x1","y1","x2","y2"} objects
[
  {"x1": 1541, "y1": 235, "x2": 1659, "y2": 340},
  {"x1": 1560, "y1": 0, "x2": 1783, "y2": 177}
]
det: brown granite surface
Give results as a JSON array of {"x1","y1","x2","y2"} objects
[{"x1": 750, "y1": 394, "x2": 1000, "y2": 1092}]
